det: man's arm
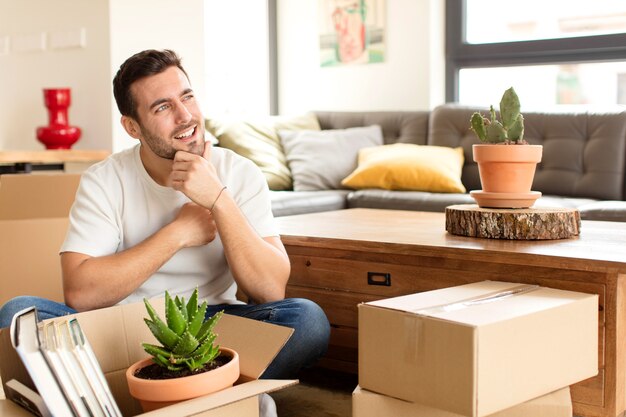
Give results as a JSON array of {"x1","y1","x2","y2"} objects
[
  {"x1": 212, "y1": 194, "x2": 290, "y2": 303},
  {"x1": 171, "y1": 146, "x2": 290, "y2": 303},
  {"x1": 62, "y1": 203, "x2": 216, "y2": 311}
]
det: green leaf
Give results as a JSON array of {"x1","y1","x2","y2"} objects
[
  {"x1": 188, "y1": 301, "x2": 207, "y2": 337},
  {"x1": 142, "y1": 343, "x2": 172, "y2": 359},
  {"x1": 500, "y1": 87, "x2": 521, "y2": 129},
  {"x1": 144, "y1": 317, "x2": 179, "y2": 349},
  {"x1": 151, "y1": 353, "x2": 172, "y2": 369},
  {"x1": 183, "y1": 358, "x2": 197, "y2": 371},
  {"x1": 197, "y1": 311, "x2": 223, "y2": 342},
  {"x1": 173, "y1": 330, "x2": 199, "y2": 355},
  {"x1": 172, "y1": 295, "x2": 187, "y2": 322},
  {"x1": 187, "y1": 288, "x2": 199, "y2": 319},
  {"x1": 486, "y1": 121, "x2": 507, "y2": 143},
  {"x1": 470, "y1": 112, "x2": 487, "y2": 142},
  {"x1": 192, "y1": 333, "x2": 216, "y2": 358},
  {"x1": 195, "y1": 345, "x2": 220, "y2": 367},
  {"x1": 143, "y1": 297, "x2": 161, "y2": 323},
  {"x1": 180, "y1": 297, "x2": 188, "y2": 322},
  {"x1": 174, "y1": 295, "x2": 183, "y2": 309},
  {"x1": 507, "y1": 113, "x2": 524, "y2": 141},
  {"x1": 489, "y1": 105, "x2": 497, "y2": 123},
  {"x1": 185, "y1": 344, "x2": 220, "y2": 371},
  {"x1": 166, "y1": 295, "x2": 187, "y2": 336}
]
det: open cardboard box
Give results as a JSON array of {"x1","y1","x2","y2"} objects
[
  {"x1": 359, "y1": 280, "x2": 598, "y2": 417},
  {"x1": 353, "y1": 385, "x2": 573, "y2": 417},
  {"x1": 0, "y1": 299, "x2": 297, "y2": 416},
  {"x1": 0, "y1": 173, "x2": 81, "y2": 306}
]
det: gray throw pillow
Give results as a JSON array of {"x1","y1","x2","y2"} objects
[{"x1": 279, "y1": 125, "x2": 384, "y2": 191}]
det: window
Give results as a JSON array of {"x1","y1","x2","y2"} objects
[
  {"x1": 203, "y1": 1, "x2": 273, "y2": 117},
  {"x1": 446, "y1": 0, "x2": 626, "y2": 106}
]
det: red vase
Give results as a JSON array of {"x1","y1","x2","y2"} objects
[{"x1": 36, "y1": 88, "x2": 82, "y2": 150}]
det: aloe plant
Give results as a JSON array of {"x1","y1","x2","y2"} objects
[
  {"x1": 142, "y1": 289, "x2": 223, "y2": 372},
  {"x1": 470, "y1": 87, "x2": 526, "y2": 144}
]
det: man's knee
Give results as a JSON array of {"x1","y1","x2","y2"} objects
[
  {"x1": 0, "y1": 296, "x2": 40, "y2": 328},
  {"x1": 258, "y1": 298, "x2": 331, "y2": 378},
  {"x1": 282, "y1": 298, "x2": 331, "y2": 349},
  {"x1": 0, "y1": 296, "x2": 74, "y2": 329}
]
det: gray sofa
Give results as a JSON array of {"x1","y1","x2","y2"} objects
[{"x1": 268, "y1": 105, "x2": 626, "y2": 222}]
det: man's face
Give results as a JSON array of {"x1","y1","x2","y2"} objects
[{"x1": 130, "y1": 66, "x2": 204, "y2": 159}]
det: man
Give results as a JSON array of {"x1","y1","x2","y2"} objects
[{"x1": 0, "y1": 49, "x2": 330, "y2": 381}]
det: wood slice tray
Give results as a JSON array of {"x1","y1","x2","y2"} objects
[{"x1": 445, "y1": 204, "x2": 581, "y2": 240}]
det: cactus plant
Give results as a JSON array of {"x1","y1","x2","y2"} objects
[
  {"x1": 470, "y1": 87, "x2": 527, "y2": 144},
  {"x1": 142, "y1": 288, "x2": 223, "y2": 372}
]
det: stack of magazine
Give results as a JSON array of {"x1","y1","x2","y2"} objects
[{"x1": 7, "y1": 307, "x2": 122, "y2": 417}]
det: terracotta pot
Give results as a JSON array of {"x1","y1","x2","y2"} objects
[
  {"x1": 472, "y1": 144, "x2": 542, "y2": 193},
  {"x1": 471, "y1": 144, "x2": 543, "y2": 208},
  {"x1": 125, "y1": 347, "x2": 240, "y2": 412}
]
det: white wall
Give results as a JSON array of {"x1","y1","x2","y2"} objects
[
  {"x1": 109, "y1": 0, "x2": 205, "y2": 152},
  {"x1": 277, "y1": 0, "x2": 445, "y2": 114},
  {"x1": 203, "y1": 1, "x2": 270, "y2": 117},
  {"x1": 0, "y1": 0, "x2": 111, "y2": 151},
  {"x1": 0, "y1": 0, "x2": 443, "y2": 152},
  {"x1": 0, "y1": 0, "x2": 205, "y2": 152}
]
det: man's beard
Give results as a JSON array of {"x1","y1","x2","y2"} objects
[{"x1": 139, "y1": 122, "x2": 204, "y2": 160}]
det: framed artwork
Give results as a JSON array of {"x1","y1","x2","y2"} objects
[{"x1": 319, "y1": 0, "x2": 386, "y2": 67}]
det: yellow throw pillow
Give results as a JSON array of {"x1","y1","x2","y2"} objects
[
  {"x1": 341, "y1": 143, "x2": 466, "y2": 193},
  {"x1": 205, "y1": 113, "x2": 321, "y2": 191}
]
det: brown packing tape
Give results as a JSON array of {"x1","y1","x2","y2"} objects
[
  {"x1": 403, "y1": 315, "x2": 423, "y2": 365},
  {"x1": 411, "y1": 284, "x2": 540, "y2": 315}
]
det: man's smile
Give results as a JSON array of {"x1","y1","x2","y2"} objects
[{"x1": 174, "y1": 125, "x2": 196, "y2": 142}]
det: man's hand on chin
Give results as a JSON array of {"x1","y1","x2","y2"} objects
[{"x1": 169, "y1": 142, "x2": 223, "y2": 208}]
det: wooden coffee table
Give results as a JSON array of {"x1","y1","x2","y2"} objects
[{"x1": 275, "y1": 208, "x2": 626, "y2": 417}]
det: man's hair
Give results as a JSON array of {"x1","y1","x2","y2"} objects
[{"x1": 112, "y1": 49, "x2": 189, "y2": 120}]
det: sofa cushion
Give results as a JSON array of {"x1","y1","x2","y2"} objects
[
  {"x1": 205, "y1": 112, "x2": 321, "y2": 191},
  {"x1": 342, "y1": 144, "x2": 466, "y2": 193},
  {"x1": 533, "y1": 195, "x2": 597, "y2": 209},
  {"x1": 577, "y1": 201, "x2": 626, "y2": 222},
  {"x1": 429, "y1": 104, "x2": 626, "y2": 200},
  {"x1": 532, "y1": 196, "x2": 626, "y2": 222},
  {"x1": 315, "y1": 111, "x2": 430, "y2": 145},
  {"x1": 280, "y1": 125, "x2": 383, "y2": 191},
  {"x1": 347, "y1": 189, "x2": 474, "y2": 212},
  {"x1": 270, "y1": 190, "x2": 350, "y2": 217}
]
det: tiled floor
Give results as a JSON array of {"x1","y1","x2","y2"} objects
[{"x1": 272, "y1": 367, "x2": 357, "y2": 417}]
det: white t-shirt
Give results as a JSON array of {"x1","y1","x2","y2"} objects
[{"x1": 61, "y1": 144, "x2": 278, "y2": 305}]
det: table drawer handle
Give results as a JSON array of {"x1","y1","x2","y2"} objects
[{"x1": 368, "y1": 272, "x2": 391, "y2": 286}]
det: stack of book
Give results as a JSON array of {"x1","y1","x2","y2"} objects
[{"x1": 6, "y1": 307, "x2": 122, "y2": 417}]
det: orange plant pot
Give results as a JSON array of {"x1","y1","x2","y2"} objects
[
  {"x1": 473, "y1": 144, "x2": 543, "y2": 193},
  {"x1": 125, "y1": 347, "x2": 240, "y2": 412}
]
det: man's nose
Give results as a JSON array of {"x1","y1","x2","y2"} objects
[{"x1": 173, "y1": 101, "x2": 192, "y2": 124}]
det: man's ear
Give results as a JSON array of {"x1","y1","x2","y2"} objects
[{"x1": 121, "y1": 116, "x2": 141, "y2": 140}]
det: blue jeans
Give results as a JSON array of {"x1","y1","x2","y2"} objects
[{"x1": 0, "y1": 296, "x2": 330, "y2": 379}]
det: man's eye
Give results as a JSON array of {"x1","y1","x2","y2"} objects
[
  {"x1": 156, "y1": 104, "x2": 169, "y2": 112},
  {"x1": 182, "y1": 94, "x2": 194, "y2": 101}
]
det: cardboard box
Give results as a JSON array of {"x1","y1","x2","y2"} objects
[
  {"x1": 0, "y1": 299, "x2": 297, "y2": 416},
  {"x1": 0, "y1": 173, "x2": 80, "y2": 305},
  {"x1": 352, "y1": 385, "x2": 572, "y2": 417},
  {"x1": 358, "y1": 281, "x2": 598, "y2": 417},
  {"x1": 0, "y1": 400, "x2": 33, "y2": 417}
]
